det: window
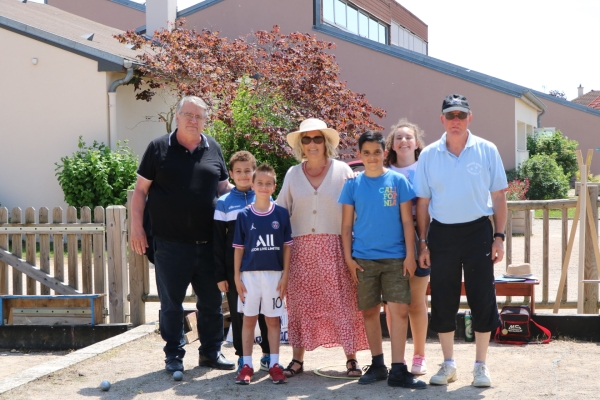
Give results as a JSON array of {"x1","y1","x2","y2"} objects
[
  {"x1": 358, "y1": 12, "x2": 368, "y2": 37},
  {"x1": 347, "y1": 7, "x2": 358, "y2": 34},
  {"x1": 323, "y1": 0, "x2": 387, "y2": 44},
  {"x1": 390, "y1": 20, "x2": 427, "y2": 55}
]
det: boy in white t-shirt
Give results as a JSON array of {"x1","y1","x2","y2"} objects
[{"x1": 233, "y1": 164, "x2": 293, "y2": 385}]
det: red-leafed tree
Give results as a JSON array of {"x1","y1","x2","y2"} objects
[{"x1": 116, "y1": 23, "x2": 385, "y2": 157}]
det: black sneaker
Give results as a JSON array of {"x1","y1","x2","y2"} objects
[
  {"x1": 357, "y1": 365, "x2": 388, "y2": 385},
  {"x1": 165, "y1": 357, "x2": 184, "y2": 372},
  {"x1": 388, "y1": 364, "x2": 427, "y2": 389}
]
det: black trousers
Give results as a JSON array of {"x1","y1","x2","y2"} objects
[
  {"x1": 224, "y1": 270, "x2": 271, "y2": 357},
  {"x1": 428, "y1": 217, "x2": 500, "y2": 333},
  {"x1": 154, "y1": 238, "x2": 224, "y2": 361}
]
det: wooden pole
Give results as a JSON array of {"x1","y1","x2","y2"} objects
[
  {"x1": 11, "y1": 207, "x2": 23, "y2": 295},
  {"x1": 583, "y1": 185, "x2": 599, "y2": 313},
  {"x1": 578, "y1": 155, "x2": 588, "y2": 313},
  {"x1": 39, "y1": 207, "x2": 51, "y2": 295},
  {"x1": 52, "y1": 207, "x2": 65, "y2": 285},
  {"x1": 93, "y1": 206, "x2": 107, "y2": 322},
  {"x1": 67, "y1": 206, "x2": 79, "y2": 290},
  {"x1": 127, "y1": 190, "x2": 147, "y2": 326},
  {"x1": 25, "y1": 207, "x2": 37, "y2": 295},
  {"x1": 106, "y1": 206, "x2": 128, "y2": 323},
  {"x1": 0, "y1": 207, "x2": 8, "y2": 294},
  {"x1": 81, "y1": 207, "x2": 93, "y2": 294}
]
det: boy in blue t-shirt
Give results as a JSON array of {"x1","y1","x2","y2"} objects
[
  {"x1": 339, "y1": 131, "x2": 426, "y2": 390},
  {"x1": 213, "y1": 151, "x2": 271, "y2": 373},
  {"x1": 233, "y1": 164, "x2": 292, "y2": 385}
]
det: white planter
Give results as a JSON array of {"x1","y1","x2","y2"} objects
[{"x1": 511, "y1": 210, "x2": 534, "y2": 235}]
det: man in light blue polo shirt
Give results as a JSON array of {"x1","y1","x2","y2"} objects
[{"x1": 414, "y1": 94, "x2": 507, "y2": 388}]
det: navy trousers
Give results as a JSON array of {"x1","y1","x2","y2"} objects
[{"x1": 154, "y1": 237, "x2": 224, "y2": 361}]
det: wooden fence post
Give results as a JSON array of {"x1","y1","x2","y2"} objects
[
  {"x1": 39, "y1": 207, "x2": 51, "y2": 295},
  {"x1": 0, "y1": 207, "x2": 8, "y2": 294},
  {"x1": 583, "y1": 185, "x2": 599, "y2": 313},
  {"x1": 106, "y1": 206, "x2": 128, "y2": 323},
  {"x1": 25, "y1": 207, "x2": 37, "y2": 295},
  {"x1": 127, "y1": 191, "x2": 147, "y2": 326},
  {"x1": 81, "y1": 207, "x2": 93, "y2": 294},
  {"x1": 53, "y1": 207, "x2": 64, "y2": 285},
  {"x1": 11, "y1": 207, "x2": 22, "y2": 295},
  {"x1": 93, "y1": 206, "x2": 107, "y2": 321},
  {"x1": 67, "y1": 206, "x2": 79, "y2": 290}
]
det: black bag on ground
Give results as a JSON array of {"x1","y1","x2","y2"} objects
[{"x1": 494, "y1": 306, "x2": 551, "y2": 344}]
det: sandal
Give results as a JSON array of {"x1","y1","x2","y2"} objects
[
  {"x1": 346, "y1": 359, "x2": 362, "y2": 377},
  {"x1": 283, "y1": 359, "x2": 304, "y2": 378}
]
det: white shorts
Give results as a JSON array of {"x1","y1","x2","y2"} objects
[{"x1": 237, "y1": 270, "x2": 284, "y2": 318}]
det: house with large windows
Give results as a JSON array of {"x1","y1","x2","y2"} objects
[
  {"x1": 39, "y1": 0, "x2": 600, "y2": 173},
  {"x1": 321, "y1": 0, "x2": 427, "y2": 55}
]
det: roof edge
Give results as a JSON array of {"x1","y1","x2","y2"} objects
[
  {"x1": 530, "y1": 90, "x2": 600, "y2": 117},
  {"x1": 0, "y1": 15, "x2": 134, "y2": 72},
  {"x1": 177, "y1": 0, "x2": 224, "y2": 18},
  {"x1": 109, "y1": 0, "x2": 145, "y2": 13},
  {"x1": 521, "y1": 90, "x2": 546, "y2": 112},
  {"x1": 312, "y1": 23, "x2": 525, "y2": 97}
]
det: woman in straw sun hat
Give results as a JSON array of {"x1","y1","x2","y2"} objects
[{"x1": 276, "y1": 118, "x2": 368, "y2": 378}]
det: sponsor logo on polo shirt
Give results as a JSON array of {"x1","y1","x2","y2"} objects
[{"x1": 467, "y1": 162, "x2": 482, "y2": 175}]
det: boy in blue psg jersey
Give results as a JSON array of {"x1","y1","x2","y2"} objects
[
  {"x1": 339, "y1": 131, "x2": 426, "y2": 390},
  {"x1": 233, "y1": 164, "x2": 292, "y2": 385},
  {"x1": 214, "y1": 151, "x2": 271, "y2": 374}
]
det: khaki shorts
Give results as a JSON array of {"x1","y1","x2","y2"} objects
[{"x1": 355, "y1": 258, "x2": 411, "y2": 310}]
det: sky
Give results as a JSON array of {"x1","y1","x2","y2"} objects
[
  {"x1": 396, "y1": 0, "x2": 600, "y2": 100},
  {"x1": 29, "y1": 0, "x2": 599, "y2": 100}
]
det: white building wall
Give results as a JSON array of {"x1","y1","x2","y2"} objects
[
  {"x1": 0, "y1": 29, "x2": 169, "y2": 213},
  {"x1": 0, "y1": 29, "x2": 110, "y2": 213},
  {"x1": 514, "y1": 98, "x2": 540, "y2": 167},
  {"x1": 114, "y1": 81, "x2": 173, "y2": 158}
]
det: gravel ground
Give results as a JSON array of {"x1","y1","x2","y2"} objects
[{"x1": 2, "y1": 330, "x2": 600, "y2": 400}]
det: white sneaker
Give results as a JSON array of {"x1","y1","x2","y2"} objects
[
  {"x1": 472, "y1": 363, "x2": 492, "y2": 387},
  {"x1": 429, "y1": 363, "x2": 457, "y2": 385},
  {"x1": 411, "y1": 354, "x2": 427, "y2": 375}
]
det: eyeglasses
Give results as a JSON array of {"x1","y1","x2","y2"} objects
[
  {"x1": 180, "y1": 112, "x2": 205, "y2": 121},
  {"x1": 301, "y1": 136, "x2": 325, "y2": 145},
  {"x1": 444, "y1": 112, "x2": 469, "y2": 120}
]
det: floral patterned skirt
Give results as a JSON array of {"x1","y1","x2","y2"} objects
[{"x1": 287, "y1": 234, "x2": 369, "y2": 354}]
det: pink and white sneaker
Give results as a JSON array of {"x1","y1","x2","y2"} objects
[{"x1": 411, "y1": 354, "x2": 427, "y2": 375}]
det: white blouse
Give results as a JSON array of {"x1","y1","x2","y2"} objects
[{"x1": 276, "y1": 159, "x2": 353, "y2": 237}]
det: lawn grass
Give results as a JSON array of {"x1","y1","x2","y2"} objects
[{"x1": 533, "y1": 208, "x2": 577, "y2": 219}]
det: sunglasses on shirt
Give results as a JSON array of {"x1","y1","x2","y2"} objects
[
  {"x1": 301, "y1": 136, "x2": 325, "y2": 145},
  {"x1": 444, "y1": 111, "x2": 469, "y2": 120}
]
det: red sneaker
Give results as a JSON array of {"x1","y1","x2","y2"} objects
[
  {"x1": 235, "y1": 364, "x2": 254, "y2": 385},
  {"x1": 269, "y1": 363, "x2": 287, "y2": 384}
]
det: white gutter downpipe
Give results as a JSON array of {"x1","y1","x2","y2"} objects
[
  {"x1": 108, "y1": 60, "x2": 134, "y2": 150},
  {"x1": 522, "y1": 90, "x2": 546, "y2": 128}
]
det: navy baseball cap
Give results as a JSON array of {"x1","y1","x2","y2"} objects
[{"x1": 442, "y1": 94, "x2": 470, "y2": 113}]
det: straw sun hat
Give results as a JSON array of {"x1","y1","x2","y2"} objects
[{"x1": 286, "y1": 118, "x2": 340, "y2": 148}]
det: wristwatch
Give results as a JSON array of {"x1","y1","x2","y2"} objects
[{"x1": 493, "y1": 233, "x2": 505, "y2": 241}]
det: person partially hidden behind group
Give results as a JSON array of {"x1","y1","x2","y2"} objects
[
  {"x1": 276, "y1": 118, "x2": 369, "y2": 378},
  {"x1": 383, "y1": 119, "x2": 429, "y2": 376}
]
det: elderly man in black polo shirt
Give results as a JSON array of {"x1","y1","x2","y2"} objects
[{"x1": 131, "y1": 96, "x2": 235, "y2": 373}]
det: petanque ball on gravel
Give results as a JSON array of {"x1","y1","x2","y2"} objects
[
  {"x1": 100, "y1": 380, "x2": 111, "y2": 391},
  {"x1": 173, "y1": 371, "x2": 183, "y2": 381}
]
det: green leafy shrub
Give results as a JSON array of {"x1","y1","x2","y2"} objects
[
  {"x1": 206, "y1": 84, "x2": 298, "y2": 196},
  {"x1": 55, "y1": 136, "x2": 138, "y2": 213},
  {"x1": 519, "y1": 154, "x2": 569, "y2": 200},
  {"x1": 527, "y1": 130, "x2": 578, "y2": 179},
  {"x1": 505, "y1": 168, "x2": 519, "y2": 182}
]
